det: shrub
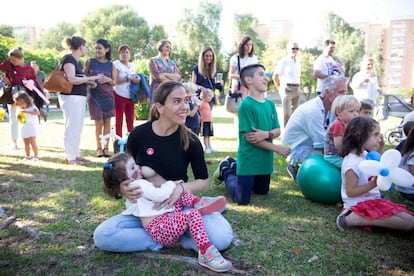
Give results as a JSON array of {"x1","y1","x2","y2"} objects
[{"x1": 135, "y1": 101, "x2": 150, "y2": 120}]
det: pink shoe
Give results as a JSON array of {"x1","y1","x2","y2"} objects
[{"x1": 194, "y1": 196, "x2": 226, "y2": 215}]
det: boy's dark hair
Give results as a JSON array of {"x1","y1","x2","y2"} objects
[
  {"x1": 102, "y1": 153, "x2": 131, "y2": 199},
  {"x1": 240, "y1": 63, "x2": 265, "y2": 88},
  {"x1": 360, "y1": 100, "x2": 374, "y2": 111},
  {"x1": 403, "y1": 121, "x2": 414, "y2": 136},
  {"x1": 342, "y1": 117, "x2": 379, "y2": 157}
]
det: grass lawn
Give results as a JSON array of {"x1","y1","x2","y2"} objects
[{"x1": 0, "y1": 103, "x2": 413, "y2": 275}]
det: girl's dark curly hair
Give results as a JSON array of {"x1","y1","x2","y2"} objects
[
  {"x1": 102, "y1": 153, "x2": 131, "y2": 199},
  {"x1": 342, "y1": 117, "x2": 379, "y2": 157}
]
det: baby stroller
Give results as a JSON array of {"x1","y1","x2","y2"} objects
[{"x1": 376, "y1": 94, "x2": 413, "y2": 145}]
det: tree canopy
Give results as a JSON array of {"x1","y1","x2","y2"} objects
[
  {"x1": 0, "y1": 2, "x2": 378, "y2": 93},
  {"x1": 78, "y1": 4, "x2": 165, "y2": 60}
]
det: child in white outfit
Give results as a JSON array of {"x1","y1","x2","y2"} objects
[{"x1": 14, "y1": 91, "x2": 40, "y2": 161}]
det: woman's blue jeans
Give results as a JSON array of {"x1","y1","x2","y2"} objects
[{"x1": 93, "y1": 211, "x2": 234, "y2": 252}]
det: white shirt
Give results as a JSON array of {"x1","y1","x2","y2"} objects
[
  {"x1": 341, "y1": 153, "x2": 381, "y2": 209},
  {"x1": 282, "y1": 96, "x2": 335, "y2": 150},
  {"x1": 351, "y1": 71, "x2": 381, "y2": 104},
  {"x1": 229, "y1": 54, "x2": 258, "y2": 92},
  {"x1": 275, "y1": 56, "x2": 301, "y2": 84},
  {"x1": 113, "y1": 60, "x2": 136, "y2": 99},
  {"x1": 122, "y1": 179, "x2": 176, "y2": 217},
  {"x1": 313, "y1": 55, "x2": 337, "y2": 92}
]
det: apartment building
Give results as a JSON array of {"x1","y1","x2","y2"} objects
[
  {"x1": 256, "y1": 17, "x2": 414, "y2": 92},
  {"x1": 347, "y1": 17, "x2": 414, "y2": 92},
  {"x1": 383, "y1": 17, "x2": 414, "y2": 91}
]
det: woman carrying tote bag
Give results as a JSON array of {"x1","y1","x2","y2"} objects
[{"x1": 58, "y1": 36, "x2": 100, "y2": 165}]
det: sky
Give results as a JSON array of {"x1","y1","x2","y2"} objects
[{"x1": 1, "y1": 0, "x2": 413, "y2": 51}]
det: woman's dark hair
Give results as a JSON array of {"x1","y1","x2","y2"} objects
[
  {"x1": 102, "y1": 153, "x2": 131, "y2": 199},
  {"x1": 62, "y1": 36, "x2": 86, "y2": 51},
  {"x1": 342, "y1": 116, "x2": 379, "y2": 157},
  {"x1": 150, "y1": 81, "x2": 193, "y2": 151},
  {"x1": 237, "y1": 35, "x2": 254, "y2": 57},
  {"x1": 401, "y1": 126, "x2": 414, "y2": 165},
  {"x1": 96, "y1": 38, "x2": 112, "y2": 60}
]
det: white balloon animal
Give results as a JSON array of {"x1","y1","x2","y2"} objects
[{"x1": 358, "y1": 149, "x2": 414, "y2": 191}]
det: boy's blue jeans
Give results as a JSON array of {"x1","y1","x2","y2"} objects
[{"x1": 222, "y1": 167, "x2": 270, "y2": 205}]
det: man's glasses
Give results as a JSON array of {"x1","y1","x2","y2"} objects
[{"x1": 291, "y1": 48, "x2": 299, "y2": 50}]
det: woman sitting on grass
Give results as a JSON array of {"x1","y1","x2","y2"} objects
[
  {"x1": 102, "y1": 152, "x2": 232, "y2": 272},
  {"x1": 93, "y1": 81, "x2": 233, "y2": 257}
]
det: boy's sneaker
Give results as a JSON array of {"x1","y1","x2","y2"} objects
[
  {"x1": 198, "y1": 245, "x2": 232, "y2": 272},
  {"x1": 212, "y1": 156, "x2": 236, "y2": 185},
  {"x1": 226, "y1": 156, "x2": 236, "y2": 164},
  {"x1": 213, "y1": 158, "x2": 229, "y2": 183},
  {"x1": 194, "y1": 196, "x2": 226, "y2": 215},
  {"x1": 286, "y1": 164, "x2": 298, "y2": 183}
]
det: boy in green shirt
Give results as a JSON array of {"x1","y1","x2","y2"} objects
[{"x1": 215, "y1": 64, "x2": 290, "y2": 204}]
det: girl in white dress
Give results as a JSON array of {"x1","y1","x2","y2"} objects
[{"x1": 14, "y1": 91, "x2": 40, "y2": 161}]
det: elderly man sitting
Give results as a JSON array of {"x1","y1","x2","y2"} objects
[{"x1": 282, "y1": 75, "x2": 348, "y2": 182}]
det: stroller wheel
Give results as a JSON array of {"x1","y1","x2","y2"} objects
[{"x1": 386, "y1": 130, "x2": 402, "y2": 145}]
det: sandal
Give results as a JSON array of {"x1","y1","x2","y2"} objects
[
  {"x1": 97, "y1": 148, "x2": 104, "y2": 157},
  {"x1": 103, "y1": 148, "x2": 111, "y2": 157},
  {"x1": 65, "y1": 159, "x2": 85, "y2": 165}
]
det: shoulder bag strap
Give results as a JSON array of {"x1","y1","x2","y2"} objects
[
  {"x1": 55, "y1": 59, "x2": 65, "y2": 72},
  {"x1": 207, "y1": 78, "x2": 214, "y2": 90}
]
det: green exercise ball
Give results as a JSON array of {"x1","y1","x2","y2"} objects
[{"x1": 297, "y1": 155, "x2": 342, "y2": 204}]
